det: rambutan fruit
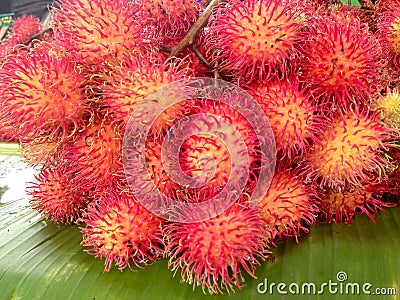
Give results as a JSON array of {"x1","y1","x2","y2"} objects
[
  {"x1": 327, "y1": 3, "x2": 376, "y2": 34},
  {"x1": 319, "y1": 186, "x2": 396, "y2": 224},
  {"x1": 0, "y1": 46, "x2": 88, "y2": 143},
  {"x1": 374, "y1": 87, "x2": 400, "y2": 128},
  {"x1": 205, "y1": 0, "x2": 305, "y2": 82},
  {"x1": 19, "y1": 134, "x2": 61, "y2": 166},
  {"x1": 28, "y1": 167, "x2": 90, "y2": 224},
  {"x1": 143, "y1": 137, "x2": 181, "y2": 200},
  {"x1": 257, "y1": 167, "x2": 319, "y2": 241},
  {"x1": 193, "y1": 99, "x2": 261, "y2": 160},
  {"x1": 0, "y1": 15, "x2": 42, "y2": 59},
  {"x1": 122, "y1": 78, "x2": 276, "y2": 222},
  {"x1": 249, "y1": 78, "x2": 325, "y2": 160},
  {"x1": 300, "y1": 10, "x2": 384, "y2": 104},
  {"x1": 101, "y1": 54, "x2": 193, "y2": 132},
  {"x1": 59, "y1": 118, "x2": 122, "y2": 192},
  {"x1": 377, "y1": 0, "x2": 400, "y2": 67},
  {"x1": 136, "y1": 101, "x2": 257, "y2": 203},
  {"x1": 80, "y1": 189, "x2": 164, "y2": 272},
  {"x1": 172, "y1": 98, "x2": 264, "y2": 202},
  {"x1": 178, "y1": 133, "x2": 232, "y2": 198},
  {"x1": 304, "y1": 108, "x2": 398, "y2": 190},
  {"x1": 0, "y1": 123, "x2": 17, "y2": 142},
  {"x1": 175, "y1": 46, "x2": 213, "y2": 78},
  {"x1": 52, "y1": 0, "x2": 149, "y2": 65},
  {"x1": 164, "y1": 203, "x2": 271, "y2": 294},
  {"x1": 133, "y1": 0, "x2": 202, "y2": 46}
]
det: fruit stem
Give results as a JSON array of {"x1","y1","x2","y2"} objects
[
  {"x1": 166, "y1": 0, "x2": 226, "y2": 61},
  {"x1": 23, "y1": 27, "x2": 51, "y2": 46},
  {"x1": 0, "y1": 142, "x2": 20, "y2": 156},
  {"x1": 190, "y1": 44, "x2": 212, "y2": 67}
]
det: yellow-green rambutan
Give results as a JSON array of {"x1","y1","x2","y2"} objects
[{"x1": 374, "y1": 87, "x2": 400, "y2": 128}]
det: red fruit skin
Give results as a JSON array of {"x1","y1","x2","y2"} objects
[
  {"x1": 0, "y1": 15, "x2": 42, "y2": 59},
  {"x1": 143, "y1": 137, "x2": 182, "y2": 200},
  {"x1": 178, "y1": 99, "x2": 263, "y2": 202},
  {"x1": 58, "y1": 119, "x2": 122, "y2": 193},
  {"x1": 205, "y1": 0, "x2": 305, "y2": 82},
  {"x1": 80, "y1": 189, "x2": 164, "y2": 271},
  {"x1": 0, "y1": 47, "x2": 89, "y2": 143},
  {"x1": 164, "y1": 203, "x2": 271, "y2": 294},
  {"x1": 258, "y1": 167, "x2": 320, "y2": 242},
  {"x1": 319, "y1": 186, "x2": 396, "y2": 224},
  {"x1": 377, "y1": 0, "x2": 400, "y2": 68},
  {"x1": 28, "y1": 168, "x2": 90, "y2": 224},
  {"x1": 101, "y1": 54, "x2": 194, "y2": 132},
  {"x1": 249, "y1": 78, "x2": 325, "y2": 160},
  {"x1": 52, "y1": 0, "x2": 150, "y2": 65},
  {"x1": 304, "y1": 108, "x2": 398, "y2": 190},
  {"x1": 133, "y1": 0, "x2": 203, "y2": 47},
  {"x1": 0, "y1": 125, "x2": 17, "y2": 142},
  {"x1": 369, "y1": 147, "x2": 400, "y2": 197},
  {"x1": 300, "y1": 9, "x2": 384, "y2": 106},
  {"x1": 138, "y1": 97, "x2": 262, "y2": 203}
]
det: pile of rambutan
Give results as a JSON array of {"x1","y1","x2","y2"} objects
[{"x1": 0, "y1": 0, "x2": 400, "y2": 295}]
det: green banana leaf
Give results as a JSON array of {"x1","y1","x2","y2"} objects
[{"x1": 0, "y1": 153, "x2": 399, "y2": 300}]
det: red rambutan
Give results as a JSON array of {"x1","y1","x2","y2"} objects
[
  {"x1": 28, "y1": 167, "x2": 90, "y2": 224},
  {"x1": 52, "y1": 0, "x2": 149, "y2": 64},
  {"x1": 205, "y1": 0, "x2": 304, "y2": 81},
  {"x1": 80, "y1": 189, "x2": 164, "y2": 271},
  {"x1": 164, "y1": 203, "x2": 271, "y2": 294},
  {"x1": 136, "y1": 100, "x2": 257, "y2": 203},
  {"x1": 0, "y1": 46, "x2": 88, "y2": 142},
  {"x1": 101, "y1": 54, "x2": 193, "y2": 132},
  {"x1": 258, "y1": 167, "x2": 319, "y2": 241},
  {"x1": 143, "y1": 137, "x2": 181, "y2": 200},
  {"x1": 304, "y1": 108, "x2": 398, "y2": 190},
  {"x1": 178, "y1": 133, "x2": 231, "y2": 198},
  {"x1": 377, "y1": 0, "x2": 400, "y2": 67},
  {"x1": 249, "y1": 78, "x2": 324, "y2": 159},
  {"x1": 59, "y1": 118, "x2": 122, "y2": 191},
  {"x1": 172, "y1": 99, "x2": 264, "y2": 202},
  {"x1": 133, "y1": 0, "x2": 202, "y2": 46},
  {"x1": 319, "y1": 186, "x2": 396, "y2": 224},
  {"x1": 0, "y1": 15, "x2": 42, "y2": 59},
  {"x1": 122, "y1": 77, "x2": 276, "y2": 222},
  {"x1": 300, "y1": 10, "x2": 384, "y2": 104},
  {"x1": 19, "y1": 134, "x2": 62, "y2": 166}
]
